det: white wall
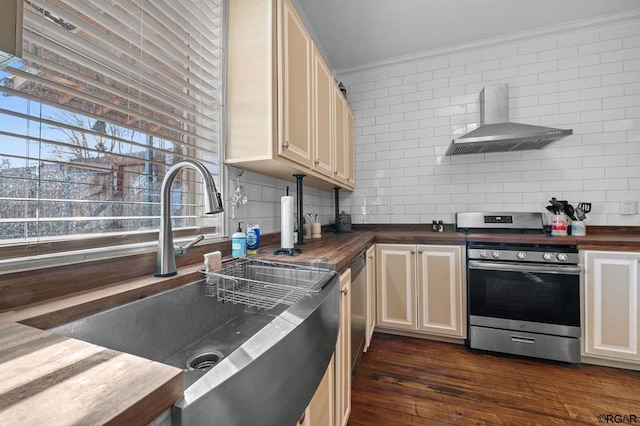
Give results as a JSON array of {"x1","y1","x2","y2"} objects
[
  {"x1": 225, "y1": 166, "x2": 335, "y2": 235},
  {"x1": 337, "y1": 17, "x2": 640, "y2": 226}
]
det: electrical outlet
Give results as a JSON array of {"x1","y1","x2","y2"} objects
[{"x1": 621, "y1": 200, "x2": 637, "y2": 215}]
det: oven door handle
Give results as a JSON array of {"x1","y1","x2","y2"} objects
[{"x1": 468, "y1": 260, "x2": 581, "y2": 275}]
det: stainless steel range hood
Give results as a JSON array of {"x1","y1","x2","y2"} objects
[{"x1": 446, "y1": 84, "x2": 572, "y2": 156}]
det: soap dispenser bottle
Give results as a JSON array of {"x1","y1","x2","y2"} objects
[{"x1": 232, "y1": 222, "x2": 247, "y2": 258}]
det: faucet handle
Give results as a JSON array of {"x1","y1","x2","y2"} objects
[{"x1": 175, "y1": 235, "x2": 205, "y2": 256}]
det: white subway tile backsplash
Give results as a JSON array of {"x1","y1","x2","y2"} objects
[
  {"x1": 604, "y1": 118, "x2": 640, "y2": 132},
  {"x1": 579, "y1": 39, "x2": 623, "y2": 56},
  {"x1": 403, "y1": 71, "x2": 434, "y2": 84},
  {"x1": 603, "y1": 70, "x2": 640, "y2": 85},
  {"x1": 519, "y1": 60, "x2": 558, "y2": 76},
  {"x1": 388, "y1": 63, "x2": 418, "y2": 78},
  {"x1": 606, "y1": 166, "x2": 640, "y2": 178},
  {"x1": 558, "y1": 30, "x2": 599, "y2": 48},
  {"x1": 539, "y1": 68, "x2": 580, "y2": 83},
  {"x1": 558, "y1": 53, "x2": 601, "y2": 70},
  {"x1": 465, "y1": 59, "x2": 500, "y2": 74},
  {"x1": 538, "y1": 46, "x2": 578, "y2": 62},
  {"x1": 339, "y1": 17, "x2": 640, "y2": 227},
  {"x1": 539, "y1": 90, "x2": 579, "y2": 105},
  {"x1": 449, "y1": 51, "x2": 482, "y2": 67},
  {"x1": 602, "y1": 47, "x2": 640, "y2": 63},
  {"x1": 375, "y1": 95, "x2": 404, "y2": 107},
  {"x1": 582, "y1": 131, "x2": 628, "y2": 145},
  {"x1": 483, "y1": 67, "x2": 519, "y2": 81},
  {"x1": 603, "y1": 94, "x2": 640, "y2": 109},
  {"x1": 625, "y1": 59, "x2": 640, "y2": 71},
  {"x1": 580, "y1": 62, "x2": 624, "y2": 78}
]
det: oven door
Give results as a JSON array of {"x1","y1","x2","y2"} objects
[{"x1": 468, "y1": 260, "x2": 581, "y2": 336}]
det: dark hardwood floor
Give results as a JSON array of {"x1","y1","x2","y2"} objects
[{"x1": 349, "y1": 333, "x2": 640, "y2": 425}]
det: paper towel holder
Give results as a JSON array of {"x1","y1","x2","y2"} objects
[{"x1": 274, "y1": 184, "x2": 303, "y2": 256}]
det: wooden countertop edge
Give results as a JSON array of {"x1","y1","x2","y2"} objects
[{"x1": 0, "y1": 322, "x2": 184, "y2": 426}]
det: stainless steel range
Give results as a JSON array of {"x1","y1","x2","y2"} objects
[{"x1": 456, "y1": 212, "x2": 581, "y2": 363}]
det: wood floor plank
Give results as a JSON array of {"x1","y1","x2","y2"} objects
[{"x1": 349, "y1": 333, "x2": 640, "y2": 425}]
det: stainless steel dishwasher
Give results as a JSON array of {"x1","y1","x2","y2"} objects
[{"x1": 350, "y1": 250, "x2": 366, "y2": 370}]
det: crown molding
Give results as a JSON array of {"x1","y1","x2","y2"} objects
[
  {"x1": 288, "y1": 0, "x2": 336, "y2": 72},
  {"x1": 335, "y1": 9, "x2": 640, "y2": 77}
]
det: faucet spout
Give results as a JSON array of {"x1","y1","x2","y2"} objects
[{"x1": 155, "y1": 160, "x2": 223, "y2": 277}]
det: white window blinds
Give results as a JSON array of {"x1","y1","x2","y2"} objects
[{"x1": 0, "y1": 0, "x2": 222, "y2": 258}]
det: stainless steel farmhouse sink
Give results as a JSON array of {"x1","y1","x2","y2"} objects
[{"x1": 50, "y1": 260, "x2": 339, "y2": 426}]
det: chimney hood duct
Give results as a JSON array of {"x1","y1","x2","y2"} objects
[{"x1": 445, "y1": 84, "x2": 573, "y2": 156}]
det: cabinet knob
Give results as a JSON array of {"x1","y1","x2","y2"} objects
[
  {"x1": 334, "y1": 171, "x2": 338, "y2": 176},
  {"x1": 411, "y1": 250, "x2": 415, "y2": 254},
  {"x1": 418, "y1": 249, "x2": 423, "y2": 254},
  {"x1": 368, "y1": 255, "x2": 373, "y2": 259},
  {"x1": 340, "y1": 288, "x2": 348, "y2": 295},
  {"x1": 314, "y1": 159, "x2": 320, "y2": 165},
  {"x1": 283, "y1": 141, "x2": 289, "y2": 149}
]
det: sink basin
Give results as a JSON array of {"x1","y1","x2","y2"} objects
[{"x1": 50, "y1": 262, "x2": 339, "y2": 426}]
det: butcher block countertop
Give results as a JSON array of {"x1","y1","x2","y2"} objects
[{"x1": 1, "y1": 227, "x2": 639, "y2": 424}]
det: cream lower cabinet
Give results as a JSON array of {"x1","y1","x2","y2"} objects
[
  {"x1": 302, "y1": 355, "x2": 335, "y2": 426},
  {"x1": 364, "y1": 245, "x2": 376, "y2": 351},
  {"x1": 376, "y1": 244, "x2": 466, "y2": 339},
  {"x1": 336, "y1": 268, "x2": 351, "y2": 426},
  {"x1": 583, "y1": 250, "x2": 640, "y2": 364}
]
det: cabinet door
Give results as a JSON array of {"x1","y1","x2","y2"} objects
[
  {"x1": 278, "y1": 0, "x2": 313, "y2": 167},
  {"x1": 416, "y1": 245, "x2": 466, "y2": 338},
  {"x1": 312, "y1": 47, "x2": 334, "y2": 179},
  {"x1": 306, "y1": 354, "x2": 335, "y2": 426},
  {"x1": 333, "y1": 86, "x2": 347, "y2": 184},
  {"x1": 376, "y1": 244, "x2": 416, "y2": 330},
  {"x1": 345, "y1": 107, "x2": 354, "y2": 188},
  {"x1": 365, "y1": 245, "x2": 376, "y2": 351},
  {"x1": 584, "y1": 250, "x2": 640, "y2": 362},
  {"x1": 336, "y1": 269, "x2": 351, "y2": 426}
]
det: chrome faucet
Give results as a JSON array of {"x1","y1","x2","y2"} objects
[{"x1": 155, "y1": 160, "x2": 224, "y2": 277}]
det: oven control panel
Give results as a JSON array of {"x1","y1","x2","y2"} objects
[
  {"x1": 469, "y1": 247, "x2": 579, "y2": 264},
  {"x1": 484, "y1": 215, "x2": 513, "y2": 224}
]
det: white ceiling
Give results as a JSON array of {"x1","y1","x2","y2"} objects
[{"x1": 293, "y1": 0, "x2": 640, "y2": 72}]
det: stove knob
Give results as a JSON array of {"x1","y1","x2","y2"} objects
[
  {"x1": 479, "y1": 250, "x2": 488, "y2": 258},
  {"x1": 492, "y1": 251, "x2": 501, "y2": 259},
  {"x1": 517, "y1": 252, "x2": 527, "y2": 260},
  {"x1": 542, "y1": 253, "x2": 553, "y2": 261},
  {"x1": 557, "y1": 253, "x2": 568, "y2": 262}
]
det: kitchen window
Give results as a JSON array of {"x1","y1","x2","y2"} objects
[{"x1": 0, "y1": 0, "x2": 223, "y2": 261}]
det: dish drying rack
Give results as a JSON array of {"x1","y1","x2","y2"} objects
[{"x1": 201, "y1": 259, "x2": 332, "y2": 310}]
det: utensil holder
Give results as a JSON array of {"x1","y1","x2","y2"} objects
[
  {"x1": 570, "y1": 221, "x2": 586, "y2": 236},
  {"x1": 551, "y1": 214, "x2": 568, "y2": 236},
  {"x1": 311, "y1": 223, "x2": 321, "y2": 238}
]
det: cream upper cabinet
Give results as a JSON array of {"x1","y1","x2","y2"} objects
[
  {"x1": 365, "y1": 245, "x2": 376, "y2": 351},
  {"x1": 278, "y1": 0, "x2": 313, "y2": 167},
  {"x1": 226, "y1": 0, "x2": 354, "y2": 191},
  {"x1": 333, "y1": 85, "x2": 347, "y2": 185},
  {"x1": 345, "y1": 107, "x2": 355, "y2": 189},
  {"x1": 312, "y1": 46, "x2": 334, "y2": 179},
  {"x1": 336, "y1": 269, "x2": 351, "y2": 426},
  {"x1": 583, "y1": 250, "x2": 640, "y2": 364},
  {"x1": 332, "y1": 88, "x2": 355, "y2": 189},
  {"x1": 376, "y1": 244, "x2": 466, "y2": 339}
]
